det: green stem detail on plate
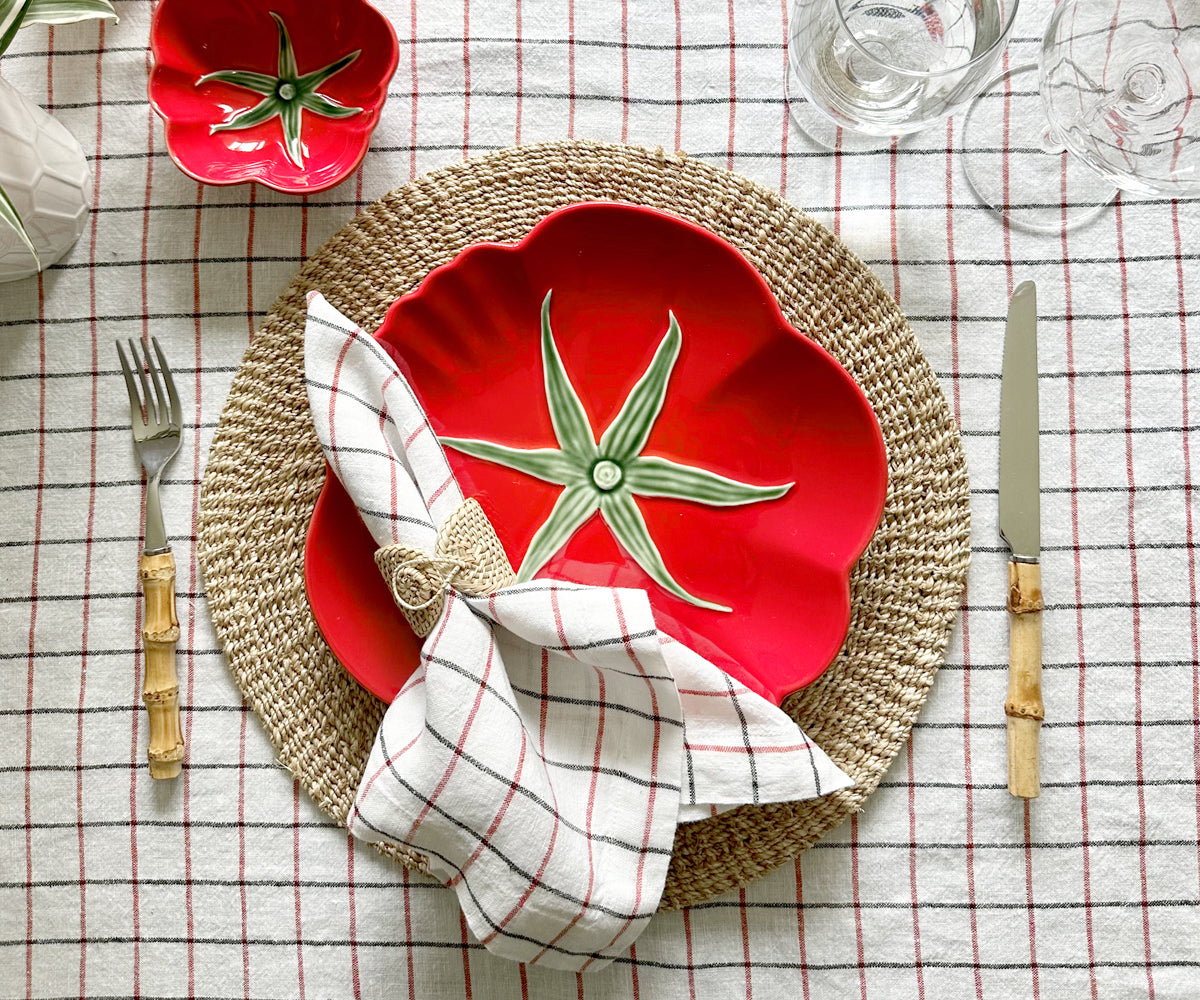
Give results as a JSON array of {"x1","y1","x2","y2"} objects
[
  {"x1": 440, "y1": 290, "x2": 794, "y2": 612},
  {"x1": 198, "y1": 11, "x2": 363, "y2": 168}
]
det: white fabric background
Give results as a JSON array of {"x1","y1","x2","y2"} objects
[{"x1": 1, "y1": 0, "x2": 1198, "y2": 997}]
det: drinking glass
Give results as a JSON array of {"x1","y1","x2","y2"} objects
[
  {"x1": 963, "y1": 0, "x2": 1200, "y2": 232},
  {"x1": 786, "y1": 0, "x2": 1020, "y2": 147}
]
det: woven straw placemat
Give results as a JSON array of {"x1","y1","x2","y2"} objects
[{"x1": 197, "y1": 139, "x2": 970, "y2": 910}]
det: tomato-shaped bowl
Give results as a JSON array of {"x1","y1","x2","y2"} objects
[
  {"x1": 149, "y1": 0, "x2": 399, "y2": 194},
  {"x1": 304, "y1": 202, "x2": 888, "y2": 704}
]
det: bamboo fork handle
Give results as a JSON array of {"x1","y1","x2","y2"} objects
[
  {"x1": 140, "y1": 550, "x2": 184, "y2": 779},
  {"x1": 1005, "y1": 559, "x2": 1043, "y2": 798}
]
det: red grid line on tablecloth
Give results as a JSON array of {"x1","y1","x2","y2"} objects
[
  {"x1": 42, "y1": 30, "x2": 89, "y2": 1000},
  {"x1": 849, "y1": 814, "x2": 867, "y2": 1000},
  {"x1": 237, "y1": 703, "x2": 250, "y2": 999},
  {"x1": 737, "y1": 886, "x2": 751, "y2": 999},
  {"x1": 672, "y1": 0, "x2": 682, "y2": 151},
  {"x1": 724, "y1": 0, "x2": 735, "y2": 171},
  {"x1": 409, "y1": 1, "x2": 419, "y2": 181},
  {"x1": 777, "y1": 0, "x2": 788, "y2": 202},
  {"x1": 1023, "y1": 803, "x2": 1042, "y2": 996},
  {"x1": 565, "y1": 0, "x2": 575, "y2": 139},
  {"x1": 1177, "y1": 199, "x2": 1200, "y2": 923},
  {"x1": 462, "y1": 2, "x2": 471, "y2": 157},
  {"x1": 620, "y1": 0, "x2": 630, "y2": 144},
  {"x1": 1001, "y1": 61, "x2": 1042, "y2": 997},
  {"x1": 831, "y1": 135, "x2": 843, "y2": 236},
  {"x1": 293, "y1": 781, "x2": 308, "y2": 999},
  {"x1": 887, "y1": 141, "x2": 901, "y2": 304},
  {"x1": 514, "y1": 0, "x2": 524, "y2": 146},
  {"x1": 794, "y1": 865, "x2": 811, "y2": 1000},
  {"x1": 24, "y1": 249, "x2": 47, "y2": 1000},
  {"x1": 294, "y1": 202, "x2": 313, "y2": 999},
  {"x1": 403, "y1": 866, "x2": 417, "y2": 998},
  {"x1": 458, "y1": 909, "x2": 473, "y2": 998},
  {"x1": 79, "y1": 25, "x2": 103, "y2": 1000},
  {"x1": 681, "y1": 908, "x2": 697, "y2": 1000},
  {"x1": 1115, "y1": 200, "x2": 1158, "y2": 1000},
  {"x1": 124, "y1": 32, "x2": 150, "y2": 1000},
  {"x1": 1061, "y1": 143, "x2": 1100, "y2": 1000},
  {"x1": 905, "y1": 738, "x2": 925, "y2": 999},
  {"x1": 945, "y1": 113, "x2": 984, "y2": 1000},
  {"x1": 183, "y1": 174, "x2": 205, "y2": 1000},
  {"x1": 245, "y1": 185, "x2": 257, "y2": 342},
  {"x1": 165, "y1": 175, "x2": 198, "y2": 997}
]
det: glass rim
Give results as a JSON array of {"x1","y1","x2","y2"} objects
[{"x1": 830, "y1": 0, "x2": 1021, "y2": 80}]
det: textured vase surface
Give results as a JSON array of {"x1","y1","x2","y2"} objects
[{"x1": 0, "y1": 77, "x2": 91, "y2": 283}]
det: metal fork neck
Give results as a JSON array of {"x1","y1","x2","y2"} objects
[{"x1": 143, "y1": 473, "x2": 170, "y2": 555}]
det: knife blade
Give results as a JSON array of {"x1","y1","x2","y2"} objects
[{"x1": 999, "y1": 280, "x2": 1044, "y2": 799}]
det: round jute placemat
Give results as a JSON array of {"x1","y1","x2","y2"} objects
[{"x1": 197, "y1": 139, "x2": 970, "y2": 910}]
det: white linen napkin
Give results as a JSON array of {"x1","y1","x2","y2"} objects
[{"x1": 304, "y1": 293, "x2": 852, "y2": 970}]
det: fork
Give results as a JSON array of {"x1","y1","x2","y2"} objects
[{"x1": 117, "y1": 337, "x2": 185, "y2": 779}]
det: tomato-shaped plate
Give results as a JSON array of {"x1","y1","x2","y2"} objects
[{"x1": 304, "y1": 202, "x2": 887, "y2": 705}]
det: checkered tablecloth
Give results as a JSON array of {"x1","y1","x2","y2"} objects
[{"x1": 2, "y1": 1, "x2": 1198, "y2": 997}]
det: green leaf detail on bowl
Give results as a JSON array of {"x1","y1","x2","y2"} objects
[
  {"x1": 441, "y1": 290, "x2": 794, "y2": 612},
  {"x1": 198, "y1": 11, "x2": 363, "y2": 168}
]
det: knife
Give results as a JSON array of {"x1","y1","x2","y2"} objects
[{"x1": 999, "y1": 280, "x2": 1044, "y2": 799}]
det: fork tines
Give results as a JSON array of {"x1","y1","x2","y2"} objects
[{"x1": 117, "y1": 337, "x2": 181, "y2": 432}]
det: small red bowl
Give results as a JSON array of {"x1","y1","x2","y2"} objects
[{"x1": 149, "y1": 0, "x2": 399, "y2": 194}]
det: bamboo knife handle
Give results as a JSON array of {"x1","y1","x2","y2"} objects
[
  {"x1": 140, "y1": 551, "x2": 184, "y2": 779},
  {"x1": 1005, "y1": 559, "x2": 1043, "y2": 798}
]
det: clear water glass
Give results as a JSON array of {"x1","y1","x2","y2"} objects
[
  {"x1": 787, "y1": 0, "x2": 1019, "y2": 141},
  {"x1": 1041, "y1": 0, "x2": 1200, "y2": 196},
  {"x1": 963, "y1": 0, "x2": 1200, "y2": 232}
]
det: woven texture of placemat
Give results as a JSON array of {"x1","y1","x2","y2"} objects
[{"x1": 197, "y1": 139, "x2": 971, "y2": 910}]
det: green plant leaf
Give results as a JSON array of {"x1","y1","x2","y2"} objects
[
  {"x1": 625, "y1": 455, "x2": 793, "y2": 506},
  {"x1": 20, "y1": 0, "x2": 116, "y2": 26},
  {"x1": 0, "y1": 180, "x2": 41, "y2": 270},
  {"x1": 598, "y1": 311, "x2": 681, "y2": 463},
  {"x1": 0, "y1": 0, "x2": 34, "y2": 57},
  {"x1": 209, "y1": 95, "x2": 284, "y2": 134},
  {"x1": 197, "y1": 69, "x2": 280, "y2": 96},
  {"x1": 297, "y1": 50, "x2": 361, "y2": 93},
  {"x1": 298, "y1": 91, "x2": 362, "y2": 119},
  {"x1": 270, "y1": 11, "x2": 298, "y2": 80},
  {"x1": 600, "y1": 490, "x2": 730, "y2": 612},
  {"x1": 438, "y1": 439, "x2": 582, "y2": 486},
  {"x1": 539, "y1": 291, "x2": 597, "y2": 461},
  {"x1": 515, "y1": 481, "x2": 600, "y2": 582}
]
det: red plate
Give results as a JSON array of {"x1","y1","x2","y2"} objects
[{"x1": 304, "y1": 203, "x2": 887, "y2": 705}]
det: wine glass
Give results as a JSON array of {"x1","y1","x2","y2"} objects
[
  {"x1": 963, "y1": 0, "x2": 1200, "y2": 232},
  {"x1": 786, "y1": 0, "x2": 1020, "y2": 149}
]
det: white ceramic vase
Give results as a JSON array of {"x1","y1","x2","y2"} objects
[{"x1": 0, "y1": 76, "x2": 92, "y2": 283}]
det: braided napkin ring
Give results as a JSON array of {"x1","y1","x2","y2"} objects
[{"x1": 374, "y1": 498, "x2": 517, "y2": 636}]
